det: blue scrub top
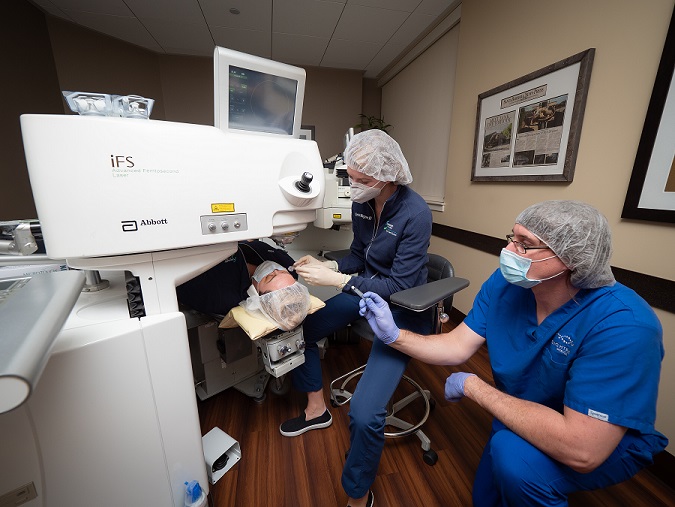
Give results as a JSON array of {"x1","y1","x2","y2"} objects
[{"x1": 464, "y1": 269, "x2": 668, "y2": 454}]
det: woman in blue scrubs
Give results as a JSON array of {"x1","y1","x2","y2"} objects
[
  {"x1": 287, "y1": 129, "x2": 433, "y2": 507},
  {"x1": 358, "y1": 200, "x2": 668, "y2": 507}
]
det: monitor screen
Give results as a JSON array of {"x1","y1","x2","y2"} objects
[
  {"x1": 214, "y1": 47, "x2": 306, "y2": 137},
  {"x1": 229, "y1": 65, "x2": 297, "y2": 135}
]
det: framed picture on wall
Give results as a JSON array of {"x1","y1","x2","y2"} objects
[
  {"x1": 622, "y1": 9, "x2": 675, "y2": 224},
  {"x1": 299, "y1": 125, "x2": 315, "y2": 141},
  {"x1": 471, "y1": 49, "x2": 595, "y2": 182}
]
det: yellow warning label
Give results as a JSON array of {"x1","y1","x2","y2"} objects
[
  {"x1": 212, "y1": 203, "x2": 235, "y2": 213},
  {"x1": 332, "y1": 213, "x2": 342, "y2": 219}
]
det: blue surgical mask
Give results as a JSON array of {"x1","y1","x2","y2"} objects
[{"x1": 499, "y1": 248, "x2": 564, "y2": 288}]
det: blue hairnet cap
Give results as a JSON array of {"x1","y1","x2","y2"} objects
[
  {"x1": 516, "y1": 200, "x2": 615, "y2": 289},
  {"x1": 344, "y1": 129, "x2": 413, "y2": 184}
]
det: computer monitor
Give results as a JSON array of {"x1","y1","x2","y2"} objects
[{"x1": 214, "y1": 47, "x2": 306, "y2": 137}]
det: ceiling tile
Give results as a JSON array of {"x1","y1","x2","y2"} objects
[
  {"x1": 63, "y1": 10, "x2": 163, "y2": 51},
  {"x1": 364, "y1": 39, "x2": 406, "y2": 78},
  {"x1": 159, "y1": 45, "x2": 212, "y2": 57},
  {"x1": 388, "y1": 11, "x2": 436, "y2": 48},
  {"x1": 272, "y1": 32, "x2": 330, "y2": 66},
  {"x1": 347, "y1": 0, "x2": 418, "y2": 12},
  {"x1": 28, "y1": 0, "x2": 456, "y2": 78},
  {"x1": 29, "y1": 0, "x2": 71, "y2": 19},
  {"x1": 211, "y1": 26, "x2": 272, "y2": 59},
  {"x1": 333, "y1": 4, "x2": 408, "y2": 44},
  {"x1": 416, "y1": 0, "x2": 459, "y2": 16},
  {"x1": 321, "y1": 38, "x2": 380, "y2": 69},
  {"x1": 273, "y1": 0, "x2": 344, "y2": 38},
  {"x1": 199, "y1": 0, "x2": 272, "y2": 30},
  {"x1": 52, "y1": 0, "x2": 132, "y2": 16},
  {"x1": 362, "y1": 11, "x2": 436, "y2": 77},
  {"x1": 140, "y1": 18, "x2": 213, "y2": 55},
  {"x1": 124, "y1": 0, "x2": 205, "y2": 24}
]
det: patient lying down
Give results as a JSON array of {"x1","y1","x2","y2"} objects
[
  {"x1": 242, "y1": 260, "x2": 311, "y2": 331},
  {"x1": 177, "y1": 240, "x2": 311, "y2": 331}
]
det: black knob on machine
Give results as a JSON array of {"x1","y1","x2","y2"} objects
[{"x1": 294, "y1": 172, "x2": 313, "y2": 193}]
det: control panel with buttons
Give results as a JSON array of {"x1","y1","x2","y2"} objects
[{"x1": 200, "y1": 213, "x2": 248, "y2": 235}]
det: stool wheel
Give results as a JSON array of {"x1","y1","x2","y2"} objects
[{"x1": 423, "y1": 449, "x2": 438, "y2": 466}]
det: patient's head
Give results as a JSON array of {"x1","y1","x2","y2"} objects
[
  {"x1": 252, "y1": 260, "x2": 296, "y2": 294},
  {"x1": 247, "y1": 261, "x2": 311, "y2": 330},
  {"x1": 257, "y1": 282, "x2": 311, "y2": 331}
]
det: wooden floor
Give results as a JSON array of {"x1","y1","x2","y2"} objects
[{"x1": 198, "y1": 334, "x2": 675, "y2": 506}]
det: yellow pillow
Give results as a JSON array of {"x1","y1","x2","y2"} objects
[{"x1": 218, "y1": 294, "x2": 325, "y2": 340}]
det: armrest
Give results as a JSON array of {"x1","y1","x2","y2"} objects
[{"x1": 390, "y1": 277, "x2": 469, "y2": 312}]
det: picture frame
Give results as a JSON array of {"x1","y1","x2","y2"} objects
[
  {"x1": 299, "y1": 125, "x2": 315, "y2": 141},
  {"x1": 621, "y1": 9, "x2": 675, "y2": 224},
  {"x1": 471, "y1": 49, "x2": 595, "y2": 182}
]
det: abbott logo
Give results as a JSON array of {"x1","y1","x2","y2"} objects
[{"x1": 122, "y1": 220, "x2": 138, "y2": 232}]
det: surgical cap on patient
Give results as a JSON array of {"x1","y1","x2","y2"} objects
[
  {"x1": 344, "y1": 129, "x2": 413, "y2": 185},
  {"x1": 516, "y1": 200, "x2": 615, "y2": 289},
  {"x1": 241, "y1": 282, "x2": 311, "y2": 331}
]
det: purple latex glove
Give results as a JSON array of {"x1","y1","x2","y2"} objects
[
  {"x1": 358, "y1": 291, "x2": 400, "y2": 344},
  {"x1": 444, "y1": 372, "x2": 476, "y2": 403}
]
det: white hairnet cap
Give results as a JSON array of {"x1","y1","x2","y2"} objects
[
  {"x1": 516, "y1": 200, "x2": 615, "y2": 289},
  {"x1": 241, "y1": 282, "x2": 311, "y2": 331},
  {"x1": 344, "y1": 129, "x2": 412, "y2": 185}
]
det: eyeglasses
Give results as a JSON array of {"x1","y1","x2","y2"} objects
[{"x1": 505, "y1": 234, "x2": 550, "y2": 255}]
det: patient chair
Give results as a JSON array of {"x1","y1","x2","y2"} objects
[
  {"x1": 325, "y1": 251, "x2": 469, "y2": 465},
  {"x1": 182, "y1": 307, "x2": 305, "y2": 402}
]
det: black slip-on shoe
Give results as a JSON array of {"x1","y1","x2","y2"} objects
[
  {"x1": 279, "y1": 409, "x2": 332, "y2": 437},
  {"x1": 348, "y1": 490, "x2": 374, "y2": 507}
]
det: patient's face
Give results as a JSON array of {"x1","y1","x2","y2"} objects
[{"x1": 255, "y1": 269, "x2": 295, "y2": 295}]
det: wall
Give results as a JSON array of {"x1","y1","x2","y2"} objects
[
  {"x1": 46, "y1": 17, "x2": 166, "y2": 119},
  {"x1": 158, "y1": 54, "x2": 213, "y2": 125},
  {"x1": 0, "y1": 0, "x2": 62, "y2": 220},
  {"x1": 407, "y1": 0, "x2": 674, "y2": 451},
  {"x1": 361, "y1": 78, "x2": 382, "y2": 123},
  {"x1": 303, "y1": 66, "x2": 364, "y2": 160}
]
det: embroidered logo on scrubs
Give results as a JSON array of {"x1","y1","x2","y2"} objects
[
  {"x1": 383, "y1": 221, "x2": 397, "y2": 236},
  {"x1": 354, "y1": 212, "x2": 373, "y2": 221},
  {"x1": 588, "y1": 409, "x2": 609, "y2": 422},
  {"x1": 550, "y1": 333, "x2": 574, "y2": 357}
]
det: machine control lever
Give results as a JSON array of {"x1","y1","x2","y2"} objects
[{"x1": 294, "y1": 172, "x2": 313, "y2": 193}]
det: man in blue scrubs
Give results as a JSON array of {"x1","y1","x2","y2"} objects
[{"x1": 357, "y1": 200, "x2": 668, "y2": 506}]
